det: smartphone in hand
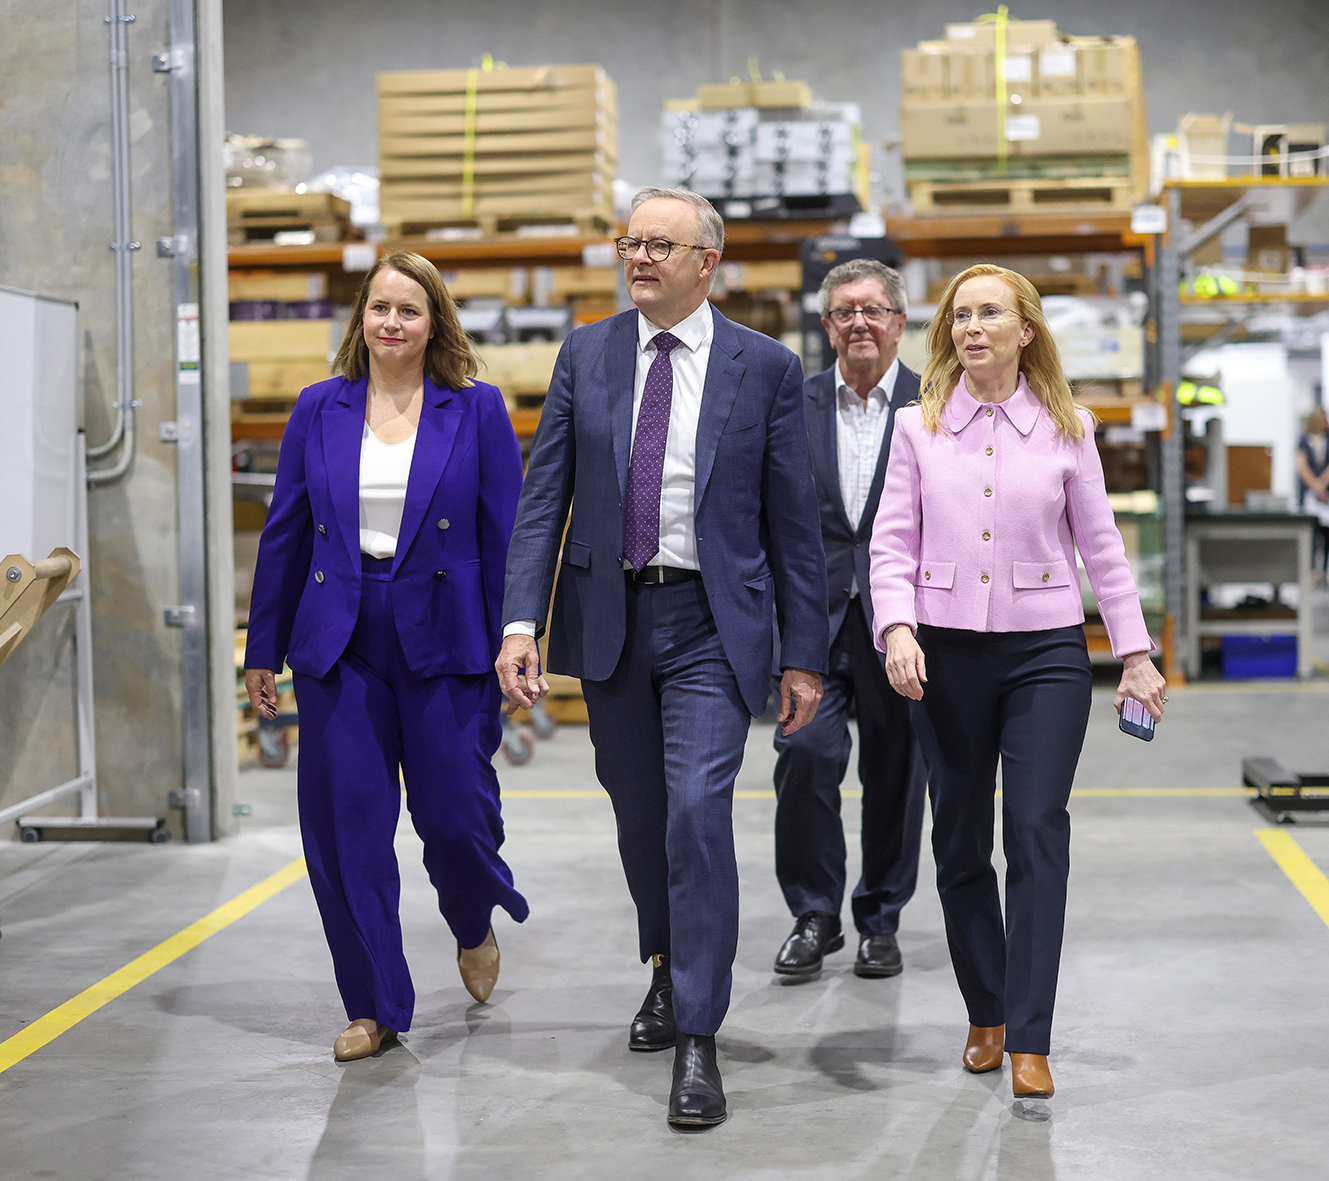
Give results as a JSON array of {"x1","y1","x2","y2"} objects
[{"x1": 1118, "y1": 696, "x2": 1155, "y2": 742}]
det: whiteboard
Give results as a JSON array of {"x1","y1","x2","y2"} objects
[{"x1": 0, "y1": 286, "x2": 78, "y2": 559}]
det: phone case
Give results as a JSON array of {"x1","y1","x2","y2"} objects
[{"x1": 1118, "y1": 696, "x2": 1155, "y2": 742}]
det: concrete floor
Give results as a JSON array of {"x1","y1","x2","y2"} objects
[{"x1": 4, "y1": 675, "x2": 1329, "y2": 1178}]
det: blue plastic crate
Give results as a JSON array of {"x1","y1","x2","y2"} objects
[{"x1": 1221, "y1": 634, "x2": 1297, "y2": 679}]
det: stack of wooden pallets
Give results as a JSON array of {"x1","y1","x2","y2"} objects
[
  {"x1": 378, "y1": 64, "x2": 617, "y2": 237},
  {"x1": 226, "y1": 191, "x2": 358, "y2": 245}
]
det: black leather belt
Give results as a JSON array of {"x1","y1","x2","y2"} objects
[{"x1": 626, "y1": 565, "x2": 702, "y2": 585}]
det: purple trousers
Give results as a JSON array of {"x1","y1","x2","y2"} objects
[{"x1": 293, "y1": 556, "x2": 528, "y2": 1032}]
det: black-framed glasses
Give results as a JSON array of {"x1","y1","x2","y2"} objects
[
  {"x1": 614, "y1": 236, "x2": 703, "y2": 262},
  {"x1": 947, "y1": 306, "x2": 1019, "y2": 326},
  {"x1": 826, "y1": 305, "x2": 904, "y2": 326}
]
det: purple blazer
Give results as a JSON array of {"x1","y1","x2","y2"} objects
[
  {"x1": 244, "y1": 374, "x2": 523, "y2": 679},
  {"x1": 869, "y1": 375, "x2": 1153, "y2": 659}
]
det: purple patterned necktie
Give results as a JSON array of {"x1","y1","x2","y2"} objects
[{"x1": 623, "y1": 331, "x2": 681, "y2": 572}]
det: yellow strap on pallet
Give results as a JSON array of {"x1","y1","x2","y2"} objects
[
  {"x1": 978, "y1": 4, "x2": 1011, "y2": 178},
  {"x1": 461, "y1": 55, "x2": 508, "y2": 219}
]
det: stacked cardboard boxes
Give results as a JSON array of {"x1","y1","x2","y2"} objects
[
  {"x1": 377, "y1": 64, "x2": 618, "y2": 235},
  {"x1": 900, "y1": 19, "x2": 1148, "y2": 214},
  {"x1": 660, "y1": 81, "x2": 868, "y2": 213}
]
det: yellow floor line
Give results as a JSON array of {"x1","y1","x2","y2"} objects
[
  {"x1": 504, "y1": 787, "x2": 1253, "y2": 800},
  {"x1": 0, "y1": 856, "x2": 308, "y2": 1076},
  {"x1": 1255, "y1": 829, "x2": 1329, "y2": 930}
]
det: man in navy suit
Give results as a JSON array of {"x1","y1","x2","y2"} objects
[
  {"x1": 498, "y1": 188, "x2": 829, "y2": 1128},
  {"x1": 770, "y1": 260, "x2": 928, "y2": 982}
]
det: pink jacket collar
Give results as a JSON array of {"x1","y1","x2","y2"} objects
[{"x1": 944, "y1": 373, "x2": 1042, "y2": 437}]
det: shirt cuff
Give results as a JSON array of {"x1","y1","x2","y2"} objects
[{"x1": 502, "y1": 620, "x2": 538, "y2": 639}]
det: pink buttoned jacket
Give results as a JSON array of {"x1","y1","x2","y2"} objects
[{"x1": 868, "y1": 374, "x2": 1153, "y2": 659}]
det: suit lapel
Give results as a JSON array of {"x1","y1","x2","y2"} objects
[
  {"x1": 605, "y1": 311, "x2": 639, "y2": 497},
  {"x1": 856, "y1": 365, "x2": 919, "y2": 542},
  {"x1": 324, "y1": 377, "x2": 368, "y2": 569},
  {"x1": 392, "y1": 379, "x2": 461, "y2": 574},
  {"x1": 693, "y1": 309, "x2": 746, "y2": 509},
  {"x1": 807, "y1": 367, "x2": 854, "y2": 535}
]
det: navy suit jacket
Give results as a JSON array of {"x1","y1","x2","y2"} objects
[
  {"x1": 804, "y1": 362, "x2": 921, "y2": 640},
  {"x1": 501, "y1": 306, "x2": 830, "y2": 717},
  {"x1": 244, "y1": 374, "x2": 523, "y2": 680}
]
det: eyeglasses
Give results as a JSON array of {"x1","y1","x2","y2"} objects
[
  {"x1": 614, "y1": 236, "x2": 703, "y2": 262},
  {"x1": 947, "y1": 306, "x2": 1019, "y2": 327},
  {"x1": 826, "y1": 305, "x2": 904, "y2": 326}
]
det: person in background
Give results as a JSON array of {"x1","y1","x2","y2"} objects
[
  {"x1": 770, "y1": 259, "x2": 928, "y2": 982},
  {"x1": 244, "y1": 251, "x2": 528, "y2": 1062},
  {"x1": 1295, "y1": 405, "x2": 1329, "y2": 586},
  {"x1": 869, "y1": 263, "x2": 1165, "y2": 1101},
  {"x1": 497, "y1": 188, "x2": 829, "y2": 1128}
]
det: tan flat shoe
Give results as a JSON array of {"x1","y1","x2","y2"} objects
[
  {"x1": 333, "y1": 1018, "x2": 396, "y2": 1062},
  {"x1": 963, "y1": 1024, "x2": 1005, "y2": 1073},
  {"x1": 458, "y1": 927, "x2": 500, "y2": 1003},
  {"x1": 1010, "y1": 1052, "x2": 1054, "y2": 1097}
]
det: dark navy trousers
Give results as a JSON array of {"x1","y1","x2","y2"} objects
[
  {"x1": 580, "y1": 577, "x2": 751, "y2": 1037},
  {"x1": 293, "y1": 556, "x2": 528, "y2": 1032},
  {"x1": 773, "y1": 602, "x2": 927, "y2": 934},
  {"x1": 909, "y1": 624, "x2": 1092, "y2": 1055}
]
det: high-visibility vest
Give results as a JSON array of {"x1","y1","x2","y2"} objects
[
  {"x1": 1181, "y1": 273, "x2": 1241, "y2": 298},
  {"x1": 1177, "y1": 380, "x2": 1224, "y2": 406}
]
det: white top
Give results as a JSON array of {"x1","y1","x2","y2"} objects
[
  {"x1": 358, "y1": 421, "x2": 417, "y2": 559},
  {"x1": 502, "y1": 300, "x2": 715, "y2": 640},
  {"x1": 835, "y1": 357, "x2": 899, "y2": 531}
]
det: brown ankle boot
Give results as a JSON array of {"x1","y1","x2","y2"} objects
[
  {"x1": 963, "y1": 1024, "x2": 1005, "y2": 1073},
  {"x1": 1010, "y1": 1052, "x2": 1054, "y2": 1097}
]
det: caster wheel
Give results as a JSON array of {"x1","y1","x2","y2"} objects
[
  {"x1": 528, "y1": 701, "x2": 559, "y2": 740},
  {"x1": 19, "y1": 826, "x2": 40, "y2": 844},
  {"x1": 501, "y1": 727, "x2": 536, "y2": 766},
  {"x1": 149, "y1": 826, "x2": 172, "y2": 845},
  {"x1": 257, "y1": 729, "x2": 290, "y2": 769}
]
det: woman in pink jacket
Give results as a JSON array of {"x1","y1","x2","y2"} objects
[{"x1": 869, "y1": 264, "x2": 1166, "y2": 1101}]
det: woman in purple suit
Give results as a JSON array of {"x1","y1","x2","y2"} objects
[{"x1": 244, "y1": 250, "x2": 528, "y2": 1061}]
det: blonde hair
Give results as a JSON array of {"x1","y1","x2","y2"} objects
[
  {"x1": 333, "y1": 250, "x2": 478, "y2": 389},
  {"x1": 919, "y1": 264, "x2": 1091, "y2": 442}
]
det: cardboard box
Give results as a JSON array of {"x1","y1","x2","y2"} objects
[
  {"x1": 902, "y1": 48, "x2": 950, "y2": 103},
  {"x1": 229, "y1": 319, "x2": 337, "y2": 363},
  {"x1": 900, "y1": 96, "x2": 1136, "y2": 159},
  {"x1": 228, "y1": 272, "x2": 328, "y2": 302},
  {"x1": 474, "y1": 341, "x2": 562, "y2": 395},
  {"x1": 945, "y1": 19, "x2": 1059, "y2": 49},
  {"x1": 751, "y1": 80, "x2": 812, "y2": 108},
  {"x1": 439, "y1": 268, "x2": 530, "y2": 303},
  {"x1": 378, "y1": 64, "x2": 609, "y2": 97},
  {"x1": 698, "y1": 81, "x2": 754, "y2": 109}
]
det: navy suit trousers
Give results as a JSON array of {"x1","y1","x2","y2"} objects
[
  {"x1": 909, "y1": 624, "x2": 1092, "y2": 1055},
  {"x1": 580, "y1": 577, "x2": 751, "y2": 1037},
  {"x1": 772, "y1": 603, "x2": 927, "y2": 935},
  {"x1": 293, "y1": 557, "x2": 529, "y2": 1032}
]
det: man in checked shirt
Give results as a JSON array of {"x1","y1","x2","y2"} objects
[{"x1": 771, "y1": 259, "x2": 929, "y2": 981}]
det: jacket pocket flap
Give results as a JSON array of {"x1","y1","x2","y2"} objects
[
  {"x1": 563, "y1": 540, "x2": 592, "y2": 569},
  {"x1": 1013, "y1": 560, "x2": 1071, "y2": 589},
  {"x1": 917, "y1": 561, "x2": 956, "y2": 589},
  {"x1": 743, "y1": 573, "x2": 771, "y2": 591}
]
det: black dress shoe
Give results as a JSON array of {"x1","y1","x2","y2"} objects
[
  {"x1": 629, "y1": 955, "x2": 676, "y2": 1051},
  {"x1": 854, "y1": 933, "x2": 903, "y2": 978},
  {"x1": 774, "y1": 911, "x2": 844, "y2": 977},
  {"x1": 668, "y1": 1033, "x2": 727, "y2": 1127}
]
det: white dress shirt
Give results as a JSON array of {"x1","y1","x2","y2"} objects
[
  {"x1": 835, "y1": 357, "x2": 898, "y2": 530},
  {"x1": 358, "y1": 422, "x2": 417, "y2": 558},
  {"x1": 502, "y1": 301, "x2": 715, "y2": 639}
]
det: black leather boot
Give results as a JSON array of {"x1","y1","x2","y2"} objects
[
  {"x1": 629, "y1": 954, "x2": 676, "y2": 1052},
  {"x1": 667, "y1": 1033, "x2": 727, "y2": 1127}
]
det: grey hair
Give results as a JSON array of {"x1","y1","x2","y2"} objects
[
  {"x1": 630, "y1": 187, "x2": 725, "y2": 256},
  {"x1": 817, "y1": 259, "x2": 907, "y2": 319}
]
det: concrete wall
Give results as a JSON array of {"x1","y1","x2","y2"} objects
[
  {"x1": 221, "y1": 0, "x2": 1329, "y2": 238},
  {"x1": 1, "y1": 2, "x2": 186, "y2": 836}
]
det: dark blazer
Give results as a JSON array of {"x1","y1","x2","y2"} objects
[
  {"x1": 244, "y1": 374, "x2": 523, "y2": 680},
  {"x1": 501, "y1": 306, "x2": 830, "y2": 717},
  {"x1": 804, "y1": 361, "x2": 921, "y2": 640}
]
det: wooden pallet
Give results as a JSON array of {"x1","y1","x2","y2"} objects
[
  {"x1": 383, "y1": 209, "x2": 614, "y2": 239},
  {"x1": 908, "y1": 175, "x2": 1136, "y2": 215},
  {"x1": 226, "y1": 190, "x2": 358, "y2": 244}
]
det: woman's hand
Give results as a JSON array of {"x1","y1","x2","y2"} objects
[
  {"x1": 245, "y1": 669, "x2": 279, "y2": 720},
  {"x1": 884, "y1": 626, "x2": 927, "y2": 700},
  {"x1": 1115, "y1": 652, "x2": 1166, "y2": 721}
]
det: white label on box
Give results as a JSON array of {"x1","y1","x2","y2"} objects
[
  {"x1": 1004, "y1": 54, "x2": 1033, "y2": 82},
  {"x1": 1130, "y1": 204, "x2": 1169, "y2": 235},
  {"x1": 949, "y1": 23, "x2": 978, "y2": 39},
  {"x1": 581, "y1": 242, "x2": 618, "y2": 268},
  {"x1": 1040, "y1": 49, "x2": 1077, "y2": 77},
  {"x1": 1131, "y1": 402, "x2": 1168, "y2": 432},
  {"x1": 1005, "y1": 115, "x2": 1042, "y2": 141},
  {"x1": 342, "y1": 243, "x2": 376, "y2": 272}
]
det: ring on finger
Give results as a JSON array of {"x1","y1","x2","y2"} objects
[{"x1": 1161, "y1": 694, "x2": 1169, "y2": 704}]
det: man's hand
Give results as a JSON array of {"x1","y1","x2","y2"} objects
[
  {"x1": 495, "y1": 635, "x2": 549, "y2": 716},
  {"x1": 244, "y1": 669, "x2": 279, "y2": 720},
  {"x1": 884, "y1": 626, "x2": 927, "y2": 700},
  {"x1": 778, "y1": 668, "x2": 823, "y2": 736}
]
